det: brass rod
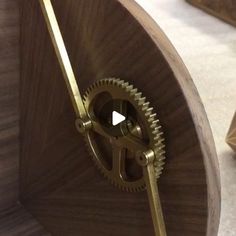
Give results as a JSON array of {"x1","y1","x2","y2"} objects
[
  {"x1": 143, "y1": 164, "x2": 167, "y2": 236},
  {"x1": 40, "y1": 2, "x2": 166, "y2": 235},
  {"x1": 39, "y1": 0, "x2": 87, "y2": 119}
]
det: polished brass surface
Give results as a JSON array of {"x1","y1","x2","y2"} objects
[
  {"x1": 39, "y1": 0, "x2": 88, "y2": 120},
  {"x1": 143, "y1": 158, "x2": 167, "y2": 236},
  {"x1": 136, "y1": 150, "x2": 167, "y2": 235},
  {"x1": 75, "y1": 118, "x2": 93, "y2": 134},
  {"x1": 39, "y1": 1, "x2": 166, "y2": 235},
  {"x1": 83, "y1": 79, "x2": 165, "y2": 192},
  {"x1": 83, "y1": 79, "x2": 166, "y2": 235}
]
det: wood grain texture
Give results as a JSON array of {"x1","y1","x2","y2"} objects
[
  {"x1": 20, "y1": 0, "x2": 220, "y2": 235},
  {"x1": 187, "y1": 0, "x2": 236, "y2": 27},
  {"x1": 0, "y1": 0, "x2": 19, "y2": 211},
  {"x1": 0, "y1": 1, "x2": 49, "y2": 234},
  {"x1": 0, "y1": 204, "x2": 50, "y2": 236}
]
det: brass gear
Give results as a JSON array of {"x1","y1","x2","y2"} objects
[{"x1": 83, "y1": 78, "x2": 165, "y2": 192}]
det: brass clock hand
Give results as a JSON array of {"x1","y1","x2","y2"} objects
[
  {"x1": 136, "y1": 151, "x2": 167, "y2": 236},
  {"x1": 39, "y1": 0, "x2": 89, "y2": 124}
]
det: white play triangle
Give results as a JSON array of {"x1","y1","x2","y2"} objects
[{"x1": 112, "y1": 111, "x2": 126, "y2": 126}]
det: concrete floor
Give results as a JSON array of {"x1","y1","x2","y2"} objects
[{"x1": 135, "y1": 0, "x2": 236, "y2": 235}]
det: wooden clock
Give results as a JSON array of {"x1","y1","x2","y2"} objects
[{"x1": 0, "y1": 0, "x2": 220, "y2": 235}]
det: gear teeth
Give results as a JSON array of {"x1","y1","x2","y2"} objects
[
  {"x1": 155, "y1": 144, "x2": 165, "y2": 150},
  {"x1": 151, "y1": 121, "x2": 160, "y2": 129},
  {"x1": 149, "y1": 113, "x2": 157, "y2": 120},
  {"x1": 145, "y1": 107, "x2": 154, "y2": 116},
  {"x1": 104, "y1": 79, "x2": 109, "y2": 85},
  {"x1": 138, "y1": 97, "x2": 146, "y2": 105},
  {"x1": 121, "y1": 82, "x2": 129, "y2": 88},
  {"x1": 154, "y1": 136, "x2": 162, "y2": 141},
  {"x1": 158, "y1": 138, "x2": 165, "y2": 143},
  {"x1": 134, "y1": 92, "x2": 142, "y2": 100},
  {"x1": 110, "y1": 79, "x2": 115, "y2": 85},
  {"x1": 83, "y1": 78, "x2": 165, "y2": 192},
  {"x1": 99, "y1": 80, "x2": 105, "y2": 86},
  {"x1": 152, "y1": 129, "x2": 159, "y2": 135},
  {"x1": 153, "y1": 131, "x2": 163, "y2": 137},
  {"x1": 158, "y1": 155, "x2": 165, "y2": 160},
  {"x1": 115, "y1": 80, "x2": 123, "y2": 87},
  {"x1": 157, "y1": 162, "x2": 165, "y2": 167},
  {"x1": 153, "y1": 119, "x2": 159, "y2": 124},
  {"x1": 142, "y1": 102, "x2": 150, "y2": 110},
  {"x1": 125, "y1": 85, "x2": 133, "y2": 91},
  {"x1": 148, "y1": 115, "x2": 157, "y2": 123},
  {"x1": 131, "y1": 88, "x2": 138, "y2": 94},
  {"x1": 118, "y1": 80, "x2": 125, "y2": 86}
]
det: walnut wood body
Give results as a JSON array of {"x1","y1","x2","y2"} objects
[
  {"x1": 0, "y1": 0, "x2": 48, "y2": 234},
  {"x1": 0, "y1": 204, "x2": 50, "y2": 235},
  {"x1": 0, "y1": 0, "x2": 19, "y2": 211},
  {"x1": 187, "y1": 0, "x2": 236, "y2": 27},
  {"x1": 0, "y1": 0, "x2": 220, "y2": 235},
  {"x1": 20, "y1": 0, "x2": 221, "y2": 235}
]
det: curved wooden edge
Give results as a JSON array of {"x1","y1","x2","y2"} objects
[
  {"x1": 19, "y1": 0, "x2": 221, "y2": 234},
  {"x1": 118, "y1": 1, "x2": 221, "y2": 235}
]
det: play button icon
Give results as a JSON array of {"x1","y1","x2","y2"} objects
[
  {"x1": 97, "y1": 99, "x2": 128, "y2": 137},
  {"x1": 112, "y1": 111, "x2": 126, "y2": 126}
]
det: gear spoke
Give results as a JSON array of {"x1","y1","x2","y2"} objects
[
  {"x1": 83, "y1": 78, "x2": 165, "y2": 192},
  {"x1": 92, "y1": 120, "x2": 147, "y2": 153},
  {"x1": 92, "y1": 120, "x2": 112, "y2": 139},
  {"x1": 117, "y1": 133, "x2": 147, "y2": 153},
  {"x1": 112, "y1": 145, "x2": 126, "y2": 179}
]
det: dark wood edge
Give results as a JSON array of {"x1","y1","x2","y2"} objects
[{"x1": 119, "y1": 1, "x2": 221, "y2": 235}]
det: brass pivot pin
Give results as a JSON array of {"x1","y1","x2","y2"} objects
[{"x1": 39, "y1": 1, "x2": 167, "y2": 235}]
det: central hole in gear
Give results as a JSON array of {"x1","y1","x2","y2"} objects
[
  {"x1": 90, "y1": 92, "x2": 149, "y2": 142},
  {"x1": 91, "y1": 94, "x2": 130, "y2": 137},
  {"x1": 88, "y1": 91, "x2": 149, "y2": 182},
  {"x1": 97, "y1": 99, "x2": 129, "y2": 137}
]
